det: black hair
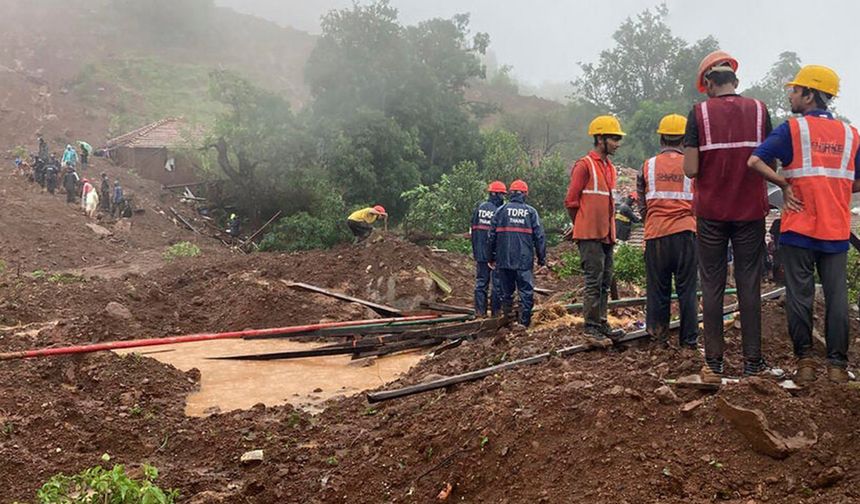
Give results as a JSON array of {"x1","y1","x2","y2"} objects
[
  {"x1": 593, "y1": 134, "x2": 623, "y2": 146},
  {"x1": 800, "y1": 87, "x2": 831, "y2": 110},
  {"x1": 704, "y1": 70, "x2": 737, "y2": 88},
  {"x1": 660, "y1": 135, "x2": 684, "y2": 147}
]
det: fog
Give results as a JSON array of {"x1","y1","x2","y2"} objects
[{"x1": 216, "y1": 0, "x2": 860, "y2": 119}]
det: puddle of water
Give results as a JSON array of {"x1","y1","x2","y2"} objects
[{"x1": 117, "y1": 339, "x2": 423, "y2": 417}]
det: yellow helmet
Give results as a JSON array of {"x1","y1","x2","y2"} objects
[
  {"x1": 656, "y1": 114, "x2": 688, "y2": 136},
  {"x1": 786, "y1": 65, "x2": 840, "y2": 97},
  {"x1": 588, "y1": 115, "x2": 626, "y2": 137}
]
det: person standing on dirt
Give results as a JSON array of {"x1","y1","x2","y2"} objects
[
  {"x1": 37, "y1": 136, "x2": 48, "y2": 160},
  {"x1": 564, "y1": 115, "x2": 627, "y2": 345},
  {"x1": 471, "y1": 181, "x2": 507, "y2": 318},
  {"x1": 347, "y1": 205, "x2": 388, "y2": 243},
  {"x1": 79, "y1": 144, "x2": 89, "y2": 171},
  {"x1": 683, "y1": 50, "x2": 774, "y2": 383},
  {"x1": 637, "y1": 114, "x2": 698, "y2": 349},
  {"x1": 227, "y1": 213, "x2": 241, "y2": 240},
  {"x1": 80, "y1": 178, "x2": 94, "y2": 211},
  {"x1": 99, "y1": 173, "x2": 111, "y2": 211},
  {"x1": 112, "y1": 179, "x2": 124, "y2": 218},
  {"x1": 31, "y1": 156, "x2": 44, "y2": 184},
  {"x1": 488, "y1": 179, "x2": 546, "y2": 327},
  {"x1": 45, "y1": 162, "x2": 58, "y2": 194},
  {"x1": 63, "y1": 166, "x2": 79, "y2": 204},
  {"x1": 614, "y1": 193, "x2": 640, "y2": 241},
  {"x1": 747, "y1": 65, "x2": 860, "y2": 384},
  {"x1": 62, "y1": 144, "x2": 77, "y2": 169}
]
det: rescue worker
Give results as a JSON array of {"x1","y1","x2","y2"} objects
[
  {"x1": 637, "y1": 114, "x2": 698, "y2": 349},
  {"x1": 565, "y1": 115, "x2": 626, "y2": 344},
  {"x1": 347, "y1": 205, "x2": 388, "y2": 243},
  {"x1": 112, "y1": 180, "x2": 125, "y2": 218},
  {"x1": 41, "y1": 154, "x2": 59, "y2": 190},
  {"x1": 614, "y1": 193, "x2": 640, "y2": 241},
  {"x1": 487, "y1": 180, "x2": 546, "y2": 327},
  {"x1": 471, "y1": 181, "x2": 507, "y2": 317},
  {"x1": 100, "y1": 173, "x2": 111, "y2": 211},
  {"x1": 63, "y1": 166, "x2": 80, "y2": 204},
  {"x1": 37, "y1": 136, "x2": 48, "y2": 160},
  {"x1": 747, "y1": 65, "x2": 860, "y2": 384},
  {"x1": 227, "y1": 213, "x2": 241, "y2": 240},
  {"x1": 683, "y1": 50, "x2": 774, "y2": 382}
]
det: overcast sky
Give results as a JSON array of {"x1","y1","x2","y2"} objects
[{"x1": 216, "y1": 0, "x2": 860, "y2": 118}]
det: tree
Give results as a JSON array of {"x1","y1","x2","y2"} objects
[
  {"x1": 306, "y1": 1, "x2": 486, "y2": 184},
  {"x1": 746, "y1": 51, "x2": 802, "y2": 124}
]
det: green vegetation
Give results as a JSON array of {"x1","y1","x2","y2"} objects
[
  {"x1": 848, "y1": 248, "x2": 860, "y2": 304},
  {"x1": 70, "y1": 57, "x2": 220, "y2": 137},
  {"x1": 35, "y1": 463, "x2": 178, "y2": 504},
  {"x1": 614, "y1": 243, "x2": 646, "y2": 286},
  {"x1": 47, "y1": 273, "x2": 85, "y2": 284},
  {"x1": 0, "y1": 259, "x2": 6, "y2": 274},
  {"x1": 554, "y1": 250, "x2": 583, "y2": 280},
  {"x1": 163, "y1": 242, "x2": 202, "y2": 261}
]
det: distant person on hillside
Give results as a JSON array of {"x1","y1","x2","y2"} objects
[
  {"x1": 80, "y1": 178, "x2": 94, "y2": 212},
  {"x1": 63, "y1": 166, "x2": 79, "y2": 204},
  {"x1": 79, "y1": 144, "x2": 89, "y2": 171},
  {"x1": 37, "y1": 136, "x2": 48, "y2": 160},
  {"x1": 14, "y1": 155, "x2": 21, "y2": 172},
  {"x1": 45, "y1": 163, "x2": 58, "y2": 194},
  {"x1": 62, "y1": 144, "x2": 77, "y2": 169},
  {"x1": 226, "y1": 213, "x2": 241, "y2": 242},
  {"x1": 31, "y1": 156, "x2": 44, "y2": 184},
  {"x1": 111, "y1": 180, "x2": 124, "y2": 218},
  {"x1": 84, "y1": 186, "x2": 100, "y2": 219},
  {"x1": 347, "y1": 205, "x2": 388, "y2": 243},
  {"x1": 614, "y1": 193, "x2": 641, "y2": 242},
  {"x1": 99, "y1": 173, "x2": 111, "y2": 211}
]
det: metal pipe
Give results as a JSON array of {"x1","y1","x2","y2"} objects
[{"x1": 0, "y1": 315, "x2": 441, "y2": 361}]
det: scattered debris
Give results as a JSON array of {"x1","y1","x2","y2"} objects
[
  {"x1": 240, "y1": 450, "x2": 264, "y2": 464},
  {"x1": 716, "y1": 397, "x2": 817, "y2": 459}
]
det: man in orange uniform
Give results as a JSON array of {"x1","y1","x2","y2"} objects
[
  {"x1": 637, "y1": 114, "x2": 698, "y2": 349},
  {"x1": 748, "y1": 65, "x2": 860, "y2": 384},
  {"x1": 565, "y1": 116, "x2": 626, "y2": 344},
  {"x1": 683, "y1": 51, "x2": 774, "y2": 382}
]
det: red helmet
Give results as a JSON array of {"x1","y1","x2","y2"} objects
[
  {"x1": 509, "y1": 179, "x2": 528, "y2": 193},
  {"x1": 697, "y1": 50, "x2": 739, "y2": 93},
  {"x1": 487, "y1": 180, "x2": 507, "y2": 194},
  {"x1": 373, "y1": 205, "x2": 387, "y2": 216}
]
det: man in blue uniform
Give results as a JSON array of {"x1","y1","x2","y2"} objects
[
  {"x1": 471, "y1": 180, "x2": 507, "y2": 317},
  {"x1": 488, "y1": 179, "x2": 547, "y2": 327}
]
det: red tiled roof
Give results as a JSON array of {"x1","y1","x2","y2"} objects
[{"x1": 105, "y1": 117, "x2": 203, "y2": 150}]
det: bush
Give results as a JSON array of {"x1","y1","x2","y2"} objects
[
  {"x1": 35, "y1": 461, "x2": 178, "y2": 503},
  {"x1": 258, "y1": 212, "x2": 349, "y2": 252},
  {"x1": 554, "y1": 249, "x2": 582, "y2": 280},
  {"x1": 614, "y1": 243, "x2": 646, "y2": 286},
  {"x1": 163, "y1": 242, "x2": 201, "y2": 261},
  {"x1": 430, "y1": 237, "x2": 472, "y2": 255}
]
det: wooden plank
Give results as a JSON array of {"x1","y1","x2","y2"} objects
[
  {"x1": 240, "y1": 210, "x2": 283, "y2": 248},
  {"x1": 284, "y1": 281, "x2": 403, "y2": 317},
  {"x1": 169, "y1": 206, "x2": 200, "y2": 234},
  {"x1": 419, "y1": 301, "x2": 475, "y2": 315}
]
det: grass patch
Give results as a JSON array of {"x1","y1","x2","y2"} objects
[
  {"x1": 430, "y1": 237, "x2": 472, "y2": 255},
  {"x1": 164, "y1": 242, "x2": 201, "y2": 261}
]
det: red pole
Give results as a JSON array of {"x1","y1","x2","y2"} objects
[{"x1": 0, "y1": 315, "x2": 439, "y2": 361}]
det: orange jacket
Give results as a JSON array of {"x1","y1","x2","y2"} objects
[
  {"x1": 566, "y1": 151, "x2": 616, "y2": 242},
  {"x1": 642, "y1": 149, "x2": 696, "y2": 240},
  {"x1": 781, "y1": 115, "x2": 859, "y2": 241}
]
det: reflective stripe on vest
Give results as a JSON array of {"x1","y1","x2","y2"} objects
[
  {"x1": 782, "y1": 116, "x2": 856, "y2": 180},
  {"x1": 582, "y1": 156, "x2": 611, "y2": 196},
  {"x1": 496, "y1": 226, "x2": 533, "y2": 234},
  {"x1": 699, "y1": 99, "x2": 764, "y2": 152},
  {"x1": 644, "y1": 156, "x2": 693, "y2": 201}
]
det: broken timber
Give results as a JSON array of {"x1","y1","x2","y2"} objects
[
  {"x1": 419, "y1": 301, "x2": 474, "y2": 315},
  {"x1": 367, "y1": 288, "x2": 785, "y2": 403},
  {"x1": 240, "y1": 210, "x2": 283, "y2": 249},
  {"x1": 284, "y1": 281, "x2": 403, "y2": 317},
  {"x1": 169, "y1": 207, "x2": 200, "y2": 234}
]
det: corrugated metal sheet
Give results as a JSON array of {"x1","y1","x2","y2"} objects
[{"x1": 105, "y1": 117, "x2": 202, "y2": 150}]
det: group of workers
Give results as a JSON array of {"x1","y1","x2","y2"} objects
[
  {"x1": 468, "y1": 51, "x2": 858, "y2": 385},
  {"x1": 16, "y1": 136, "x2": 126, "y2": 219}
]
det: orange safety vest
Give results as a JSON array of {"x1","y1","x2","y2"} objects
[
  {"x1": 643, "y1": 150, "x2": 696, "y2": 240},
  {"x1": 572, "y1": 155, "x2": 616, "y2": 241},
  {"x1": 781, "y1": 115, "x2": 859, "y2": 241}
]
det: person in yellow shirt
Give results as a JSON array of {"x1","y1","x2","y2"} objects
[{"x1": 347, "y1": 205, "x2": 388, "y2": 242}]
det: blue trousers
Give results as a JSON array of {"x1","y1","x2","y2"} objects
[
  {"x1": 497, "y1": 268, "x2": 535, "y2": 326},
  {"x1": 474, "y1": 262, "x2": 502, "y2": 316}
]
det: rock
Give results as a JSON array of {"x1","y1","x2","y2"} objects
[
  {"x1": 680, "y1": 399, "x2": 705, "y2": 416},
  {"x1": 625, "y1": 388, "x2": 644, "y2": 401},
  {"x1": 653, "y1": 385, "x2": 681, "y2": 405},
  {"x1": 85, "y1": 223, "x2": 113, "y2": 237},
  {"x1": 104, "y1": 302, "x2": 133, "y2": 321},
  {"x1": 240, "y1": 449, "x2": 264, "y2": 464},
  {"x1": 607, "y1": 385, "x2": 625, "y2": 396},
  {"x1": 716, "y1": 397, "x2": 817, "y2": 459},
  {"x1": 811, "y1": 466, "x2": 844, "y2": 489}
]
